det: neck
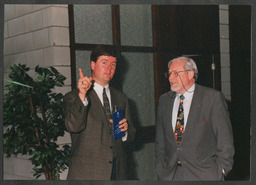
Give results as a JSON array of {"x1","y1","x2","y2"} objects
[
  {"x1": 178, "y1": 82, "x2": 195, "y2": 94},
  {"x1": 94, "y1": 81, "x2": 109, "y2": 88}
]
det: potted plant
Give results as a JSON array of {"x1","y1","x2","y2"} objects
[{"x1": 3, "y1": 64, "x2": 71, "y2": 180}]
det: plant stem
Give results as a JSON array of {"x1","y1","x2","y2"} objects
[
  {"x1": 28, "y1": 88, "x2": 52, "y2": 179},
  {"x1": 39, "y1": 101, "x2": 53, "y2": 180}
]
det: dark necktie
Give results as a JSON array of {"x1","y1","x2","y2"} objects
[
  {"x1": 174, "y1": 95, "x2": 185, "y2": 143},
  {"x1": 103, "y1": 87, "x2": 112, "y2": 121}
]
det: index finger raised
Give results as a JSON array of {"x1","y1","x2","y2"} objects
[{"x1": 79, "y1": 68, "x2": 84, "y2": 78}]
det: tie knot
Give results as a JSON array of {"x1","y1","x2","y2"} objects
[
  {"x1": 103, "y1": 87, "x2": 106, "y2": 93},
  {"x1": 180, "y1": 95, "x2": 185, "y2": 100}
]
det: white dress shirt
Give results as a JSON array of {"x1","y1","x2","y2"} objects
[
  {"x1": 83, "y1": 82, "x2": 111, "y2": 108},
  {"x1": 93, "y1": 82, "x2": 112, "y2": 110}
]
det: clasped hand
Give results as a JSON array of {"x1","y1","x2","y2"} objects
[{"x1": 109, "y1": 118, "x2": 128, "y2": 132}]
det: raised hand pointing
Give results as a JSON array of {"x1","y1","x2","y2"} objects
[{"x1": 77, "y1": 68, "x2": 93, "y2": 102}]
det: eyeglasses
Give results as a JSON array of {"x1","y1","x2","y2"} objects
[{"x1": 165, "y1": 70, "x2": 190, "y2": 78}]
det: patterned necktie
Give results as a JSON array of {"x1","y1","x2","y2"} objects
[
  {"x1": 103, "y1": 87, "x2": 112, "y2": 121},
  {"x1": 174, "y1": 95, "x2": 185, "y2": 143}
]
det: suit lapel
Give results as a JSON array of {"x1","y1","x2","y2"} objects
[
  {"x1": 165, "y1": 91, "x2": 177, "y2": 143},
  {"x1": 181, "y1": 84, "x2": 203, "y2": 143},
  {"x1": 89, "y1": 89, "x2": 105, "y2": 115},
  {"x1": 89, "y1": 89, "x2": 106, "y2": 121},
  {"x1": 89, "y1": 89, "x2": 114, "y2": 145},
  {"x1": 110, "y1": 87, "x2": 118, "y2": 111}
]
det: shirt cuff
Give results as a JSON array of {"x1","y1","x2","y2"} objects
[
  {"x1": 222, "y1": 169, "x2": 226, "y2": 176},
  {"x1": 83, "y1": 97, "x2": 89, "y2": 106},
  {"x1": 122, "y1": 132, "x2": 128, "y2": 141}
]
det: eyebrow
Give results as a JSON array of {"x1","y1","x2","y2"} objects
[{"x1": 100, "y1": 58, "x2": 117, "y2": 63}]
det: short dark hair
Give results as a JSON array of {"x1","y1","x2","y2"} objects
[{"x1": 90, "y1": 45, "x2": 118, "y2": 62}]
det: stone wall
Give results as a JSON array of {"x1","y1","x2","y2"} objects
[{"x1": 3, "y1": 4, "x2": 72, "y2": 180}]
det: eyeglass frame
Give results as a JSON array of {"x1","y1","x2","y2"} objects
[{"x1": 165, "y1": 70, "x2": 191, "y2": 78}]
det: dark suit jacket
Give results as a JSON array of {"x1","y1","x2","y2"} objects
[
  {"x1": 64, "y1": 87, "x2": 136, "y2": 180},
  {"x1": 155, "y1": 84, "x2": 234, "y2": 181}
]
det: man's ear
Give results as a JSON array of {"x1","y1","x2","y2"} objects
[
  {"x1": 91, "y1": 61, "x2": 95, "y2": 71},
  {"x1": 188, "y1": 70, "x2": 195, "y2": 80}
]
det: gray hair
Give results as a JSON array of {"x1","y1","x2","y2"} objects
[{"x1": 168, "y1": 56, "x2": 198, "y2": 80}]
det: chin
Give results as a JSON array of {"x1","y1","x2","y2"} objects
[
  {"x1": 104, "y1": 78, "x2": 112, "y2": 83},
  {"x1": 171, "y1": 86, "x2": 180, "y2": 92}
]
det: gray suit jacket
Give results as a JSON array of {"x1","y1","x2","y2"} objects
[
  {"x1": 155, "y1": 84, "x2": 234, "y2": 181},
  {"x1": 64, "y1": 87, "x2": 136, "y2": 180}
]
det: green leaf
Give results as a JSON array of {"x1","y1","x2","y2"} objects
[
  {"x1": 4, "y1": 63, "x2": 70, "y2": 180},
  {"x1": 35, "y1": 75, "x2": 44, "y2": 82}
]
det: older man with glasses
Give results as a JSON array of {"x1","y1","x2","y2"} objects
[{"x1": 155, "y1": 56, "x2": 234, "y2": 181}]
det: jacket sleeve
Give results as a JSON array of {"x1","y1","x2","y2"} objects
[
  {"x1": 155, "y1": 97, "x2": 165, "y2": 171},
  {"x1": 124, "y1": 98, "x2": 136, "y2": 143},
  {"x1": 212, "y1": 91, "x2": 235, "y2": 175},
  {"x1": 63, "y1": 90, "x2": 89, "y2": 133}
]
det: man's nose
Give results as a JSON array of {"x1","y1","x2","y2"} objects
[
  {"x1": 169, "y1": 73, "x2": 175, "y2": 80},
  {"x1": 106, "y1": 64, "x2": 113, "y2": 71}
]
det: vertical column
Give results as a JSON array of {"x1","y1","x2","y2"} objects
[{"x1": 219, "y1": 5, "x2": 231, "y2": 101}]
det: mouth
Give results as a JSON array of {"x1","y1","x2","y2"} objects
[
  {"x1": 104, "y1": 73, "x2": 112, "y2": 77},
  {"x1": 170, "y1": 81, "x2": 176, "y2": 86},
  {"x1": 104, "y1": 71, "x2": 111, "y2": 75}
]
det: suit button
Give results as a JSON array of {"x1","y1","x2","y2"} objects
[
  {"x1": 110, "y1": 146, "x2": 113, "y2": 149},
  {"x1": 109, "y1": 161, "x2": 112, "y2": 164},
  {"x1": 177, "y1": 160, "x2": 182, "y2": 166},
  {"x1": 78, "y1": 105, "x2": 82, "y2": 112}
]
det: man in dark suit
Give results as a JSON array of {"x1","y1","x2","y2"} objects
[
  {"x1": 64, "y1": 45, "x2": 136, "y2": 180},
  {"x1": 155, "y1": 56, "x2": 234, "y2": 181}
]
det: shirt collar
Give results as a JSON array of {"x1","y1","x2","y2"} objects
[
  {"x1": 93, "y1": 82, "x2": 110, "y2": 93},
  {"x1": 177, "y1": 83, "x2": 195, "y2": 101}
]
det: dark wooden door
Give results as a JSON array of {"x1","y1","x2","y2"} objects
[
  {"x1": 228, "y1": 5, "x2": 251, "y2": 181},
  {"x1": 152, "y1": 5, "x2": 221, "y2": 104}
]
